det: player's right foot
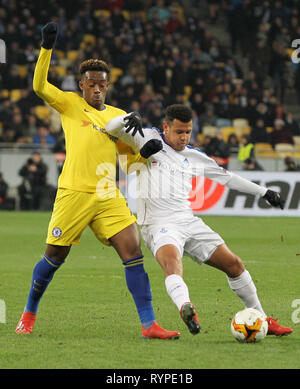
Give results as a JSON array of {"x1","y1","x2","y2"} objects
[
  {"x1": 142, "y1": 321, "x2": 181, "y2": 340},
  {"x1": 266, "y1": 317, "x2": 293, "y2": 336},
  {"x1": 180, "y1": 302, "x2": 201, "y2": 335},
  {"x1": 15, "y1": 312, "x2": 36, "y2": 334}
]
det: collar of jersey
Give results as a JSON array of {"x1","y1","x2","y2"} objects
[
  {"x1": 85, "y1": 104, "x2": 106, "y2": 111},
  {"x1": 161, "y1": 133, "x2": 185, "y2": 152}
]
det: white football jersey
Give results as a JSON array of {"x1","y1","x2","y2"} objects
[
  {"x1": 105, "y1": 119, "x2": 267, "y2": 226},
  {"x1": 116, "y1": 127, "x2": 233, "y2": 225}
]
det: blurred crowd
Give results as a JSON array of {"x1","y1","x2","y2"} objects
[{"x1": 1, "y1": 0, "x2": 300, "y2": 163}]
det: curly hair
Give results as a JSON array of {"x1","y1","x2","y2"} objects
[
  {"x1": 165, "y1": 104, "x2": 193, "y2": 123},
  {"x1": 79, "y1": 59, "x2": 110, "y2": 80}
]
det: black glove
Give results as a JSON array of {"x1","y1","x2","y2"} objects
[
  {"x1": 41, "y1": 22, "x2": 58, "y2": 50},
  {"x1": 124, "y1": 112, "x2": 144, "y2": 137},
  {"x1": 140, "y1": 139, "x2": 163, "y2": 159},
  {"x1": 263, "y1": 190, "x2": 285, "y2": 209}
]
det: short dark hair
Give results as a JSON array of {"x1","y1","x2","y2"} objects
[
  {"x1": 165, "y1": 104, "x2": 193, "y2": 123},
  {"x1": 79, "y1": 59, "x2": 110, "y2": 80}
]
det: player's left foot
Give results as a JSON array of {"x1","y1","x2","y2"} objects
[
  {"x1": 142, "y1": 321, "x2": 181, "y2": 340},
  {"x1": 15, "y1": 312, "x2": 36, "y2": 334},
  {"x1": 266, "y1": 317, "x2": 293, "y2": 336}
]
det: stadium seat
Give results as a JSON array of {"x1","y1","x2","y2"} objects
[
  {"x1": 122, "y1": 10, "x2": 131, "y2": 20},
  {"x1": 10, "y1": 89, "x2": 22, "y2": 102},
  {"x1": 216, "y1": 118, "x2": 232, "y2": 128},
  {"x1": 275, "y1": 143, "x2": 295, "y2": 158},
  {"x1": 139, "y1": 11, "x2": 147, "y2": 21},
  {"x1": 254, "y1": 143, "x2": 272, "y2": 150},
  {"x1": 67, "y1": 50, "x2": 79, "y2": 61},
  {"x1": 110, "y1": 67, "x2": 123, "y2": 83},
  {"x1": 196, "y1": 133, "x2": 204, "y2": 145},
  {"x1": 233, "y1": 118, "x2": 249, "y2": 128},
  {"x1": 34, "y1": 105, "x2": 51, "y2": 120},
  {"x1": 256, "y1": 150, "x2": 280, "y2": 158},
  {"x1": 53, "y1": 66, "x2": 66, "y2": 77},
  {"x1": 233, "y1": 118, "x2": 250, "y2": 137},
  {"x1": 18, "y1": 65, "x2": 28, "y2": 78},
  {"x1": 55, "y1": 50, "x2": 65, "y2": 59},
  {"x1": 84, "y1": 34, "x2": 96, "y2": 45},
  {"x1": 202, "y1": 125, "x2": 217, "y2": 137},
  {"x1": 275, "y1": 143, "x2": 295, "y2": 152},
  {"x1": 241, "y1": 126, "x2": 251, "y2": 136},
  {"x1": 221, "y1": 126, "x2": 237, "y2": 142},
  {"x1": 286, "y1": 48, "x2": 294, "y2": 60},
  {"x1": 184, "y1": 85, "x2": 192, "y2": 101},
  {"x1": 1, "y1": 89, "x2": 9, "y2": 98},
  {"x1": 94, "y1": 9, "x2": 111, "y2": 18},
  {"x1": 293, "y1": 136, "x2": 300, "y2": 150}
]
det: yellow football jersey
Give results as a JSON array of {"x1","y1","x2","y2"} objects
[{"x1": 33, "y1": 48, "x2": 126, "y2": 194}]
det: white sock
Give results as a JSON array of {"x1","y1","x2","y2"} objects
[
  {"x1": 165, "y1": 274, "x2": 190, "y2": 311},
  {"x1": 227, "y1": 269, "x2": 266, "y2": 317}
]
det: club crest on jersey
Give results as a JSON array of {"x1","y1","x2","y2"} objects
[
  {"x1": 183, "y1": 158, "x2": 189, "y2": 166},
  {"x1": 160, "y1": 228, "x2": 168, "y2": 233},
  {"x1": 52, "y1": 227, "x2": 62, "y2": 238}
]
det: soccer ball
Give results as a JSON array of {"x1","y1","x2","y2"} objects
[{"x1": 231, "y1": 308, "x2": 268, "y2": 343}]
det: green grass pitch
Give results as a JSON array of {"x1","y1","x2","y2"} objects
[{"x1": 0, "y1": 211, "x2": 299, "y2": 369}]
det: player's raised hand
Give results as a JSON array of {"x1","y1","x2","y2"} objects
[
  {"x1": 124, "y1": 112, "x2": 144, "y2": 137},
  {"x1": 140, "y1": 139, "x2": 163, "y2": 158},
  {"x1": 263, "y1": 190, "x2": 285, "y2": 209},
  {"x1": 41, "y1": 22, "x2": 58, "y2": 50}
]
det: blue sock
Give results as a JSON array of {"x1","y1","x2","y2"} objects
[
  {"x1": 123, "y1": 256, "x2": 155, "y2": 329},
  {"x1": 24, "y1": 255, "x2": 62, "y2": 314}
]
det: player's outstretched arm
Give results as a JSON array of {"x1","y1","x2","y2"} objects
[
  {"x1": 33, "y1": 22, "x2": 69, "y2": 112},
  {"x1": 224, "y1": 174, "x2": 284, "y2": 209},
  {"x1": 262, "y1": 189, "x2": 285, "y2": 209},
  {"x1": 199, "y1": 154, "x2": 285, "y2": 209}
]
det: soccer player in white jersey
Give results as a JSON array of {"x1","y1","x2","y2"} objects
[{"x1": 105, "y1": 104, "x2": 293, "y2": 337}]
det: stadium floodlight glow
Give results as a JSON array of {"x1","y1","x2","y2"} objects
[{"x1": 0, "y1": 39, "x2": 6, "y2": 63}]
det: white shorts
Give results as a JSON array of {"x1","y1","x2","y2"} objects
[{"x1": 141, "y1": 217, "x2": 224, "y2": 265}]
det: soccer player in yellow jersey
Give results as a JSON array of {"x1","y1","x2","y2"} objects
[{"x1": 15, "y1": 22, "x2": 180, "y2": 340}]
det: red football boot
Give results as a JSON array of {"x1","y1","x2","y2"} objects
[
  {"x1": 266, "y1": 317, "x2": 293, "y2": 336},
  {"x1": 142, "y1": 321, "x2": 180, "y2": 339},
  {"x1": 15, "y1": 312, "x2": 37, "y2": 334},
  {"x1": 180, "y1": 302, "x2": 201, "y2": 335}
]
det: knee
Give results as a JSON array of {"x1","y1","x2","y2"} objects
[
  {"x1": 120, "y1": 241, "x2": 143, "y2": 261},
  {"x1": 158, "y1": 254, "x2": 183, "y2": 278},
  {"x1": 45, "y1": 244, "x2": 70, "y2": 263},
  {"x1": 227, "y1": 255, "x2": 245, "y2": 278}
]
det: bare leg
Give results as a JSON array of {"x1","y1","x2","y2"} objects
[
  {"x1": 205, "y1": 243, "x2": 244, "y2": 277},
  {"x1": 206, "y1": 243, "x2": 265, "y2": 314},
  {"x1": 109, "y1": 223, "x2": 142, "y2": 261}
]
